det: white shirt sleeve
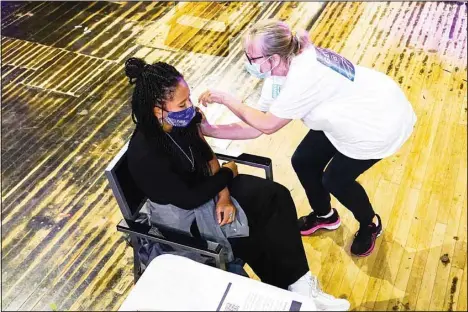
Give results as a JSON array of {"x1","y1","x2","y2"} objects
[
  {"x1": 269, "y1": 75, "x2": 319, "y2": 120},
  {"x1": 268, "y1": 48, "x2": 321, "y2": 120}
]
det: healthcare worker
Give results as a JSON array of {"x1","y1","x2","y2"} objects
[{"x1": 198, "y1": 19, "x2": 417, "y2": 257}]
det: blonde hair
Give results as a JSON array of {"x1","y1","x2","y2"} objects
[{"x1": 245, "y1": 19, "x2": 310, "y2": 63}]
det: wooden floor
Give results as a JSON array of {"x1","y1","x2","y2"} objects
[{"x1": 1, "y1": 1, "x2": 466, "y2": 311}]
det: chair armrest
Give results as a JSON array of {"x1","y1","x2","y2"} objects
[
  {"x1": 117, "y1": 219, "x2": 227, "y2": 270},
  {"x1": 215, "y1": 153, "x2": 273, "y2": 181}
]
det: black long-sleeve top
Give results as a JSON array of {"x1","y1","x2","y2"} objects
[{"x1": 127, "y1": 125, "x2": 233, "y2": 210}]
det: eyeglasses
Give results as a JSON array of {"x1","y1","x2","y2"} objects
[{"x1": 245, "y1": 51, "x2": 270, "y2": 65}]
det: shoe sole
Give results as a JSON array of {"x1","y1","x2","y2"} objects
[
  {"x1": 351, "y1": 228, "x2": 383, "y2": 257},
  {"x1": 300, "y1": 219, "x2": 341, "y2": 236}
]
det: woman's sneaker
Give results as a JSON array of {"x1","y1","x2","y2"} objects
[
  {"x1": 288, "y1": 272, "x2": 350, "y2": 311},
  {"x1": 298, "y1": 209, "x2": 341, "y2": 236},
  {"x1": 351, "y1": 214, "x2": 382, "y2": 257}
]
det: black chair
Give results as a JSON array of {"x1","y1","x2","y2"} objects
[{"x1": 105, "y1": 142, "x2": 273, "y2": 282}]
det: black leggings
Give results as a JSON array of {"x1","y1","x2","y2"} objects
[
  {"x1": 291, "y1": 130, "x2": 380, "y2": 226},
  {"x1": 228, "y1": 175, "x2": 309, "y2": 290}
]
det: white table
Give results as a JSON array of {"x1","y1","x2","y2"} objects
[{"x1": 119, "y1": 254, "x2": 317, "y2": 311}]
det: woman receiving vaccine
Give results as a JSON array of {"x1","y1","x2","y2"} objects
[{"x1": 199, "y1": 19, "x2": 416, "y2": 257}]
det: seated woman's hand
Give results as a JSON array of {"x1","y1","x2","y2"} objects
[
  {"x1": 216, "y1": 197, "x2": 237, "y2": 226},
  {"x1": 222, "y1": 161, "x2": 238, "y2": 178}
]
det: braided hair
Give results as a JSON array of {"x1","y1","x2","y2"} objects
[{"x1": 125, "y1": 57, "x2": 212, "y2": 177}]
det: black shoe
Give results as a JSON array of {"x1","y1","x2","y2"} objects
[
  {"x1": 351, "y1": 214, "x2": 383, "y2": 257},
  {"x1": 298, "y1": 208, "x2": 341, "y2": 236}
]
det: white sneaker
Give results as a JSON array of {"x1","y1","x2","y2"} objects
[{"x1": 288, "y1": 272, "x2": 350, "y2": 311}]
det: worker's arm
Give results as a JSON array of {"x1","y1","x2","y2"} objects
[
  {"x1": 199, "y1": 91, "x2": 291, "y2": 135},
  {"x1": 200, "y1": 120, "x2": 263, "y2": 139}
]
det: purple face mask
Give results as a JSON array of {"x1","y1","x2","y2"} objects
[{"x1": 164, "y1": 105, "x2": 196, "y2": 127}]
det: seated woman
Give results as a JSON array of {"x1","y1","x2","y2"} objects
[{"x1": 124, "y1": 57, "x2": 350, "y2": 311}]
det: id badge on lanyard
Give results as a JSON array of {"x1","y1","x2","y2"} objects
[{"x1": 271, "y1": 76, "x2": 286, "y2": 99}]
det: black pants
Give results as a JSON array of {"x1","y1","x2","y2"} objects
[
  {"x1": 228, "y1": 175, "x2": 309, "y2": 290},
  {"x1": 291, "y1": 130, "x2": 380, "y2": 226}
]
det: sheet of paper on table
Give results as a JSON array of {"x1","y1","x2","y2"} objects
[
  {"x1": 217, "y1": 281, "x2": 305, "y2": 311},
  {"x1": 119, "y1": 254, "x2": 317, "y2": 311}
]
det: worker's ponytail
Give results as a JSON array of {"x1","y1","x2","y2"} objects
[{"x1": 296, "y1": 29, "x2": 312, "y2": 53}]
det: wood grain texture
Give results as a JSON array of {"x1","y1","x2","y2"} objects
[{"x1": 1, "y1": 2, "x2": 466, "y2": 311}]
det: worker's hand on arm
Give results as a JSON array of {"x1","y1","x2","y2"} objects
[
  {"x1": 199, "y1": 89, "x2": 291, "y2": 135},
  {"x1": 198, "y1": 90, "x2": 234, "y2": 107},
  {"x1": 197, "y1": 92, "x2": 264, "y2": 139}
]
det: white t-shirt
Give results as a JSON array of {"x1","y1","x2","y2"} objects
[{"x1": 253, "y1": 46, "x2": 417, "y2": 160}]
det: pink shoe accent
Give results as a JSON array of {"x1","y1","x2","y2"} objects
[
  {"x1": 300, "y1": 218, "x2": 341, "y2": 236},
  {"x1": 352, "y1": 229, "x2": 382, "y2": 257}
]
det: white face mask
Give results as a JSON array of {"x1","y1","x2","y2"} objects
[{"x1": 245, "y1": 55, "x2": 277, "y2": 79}]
